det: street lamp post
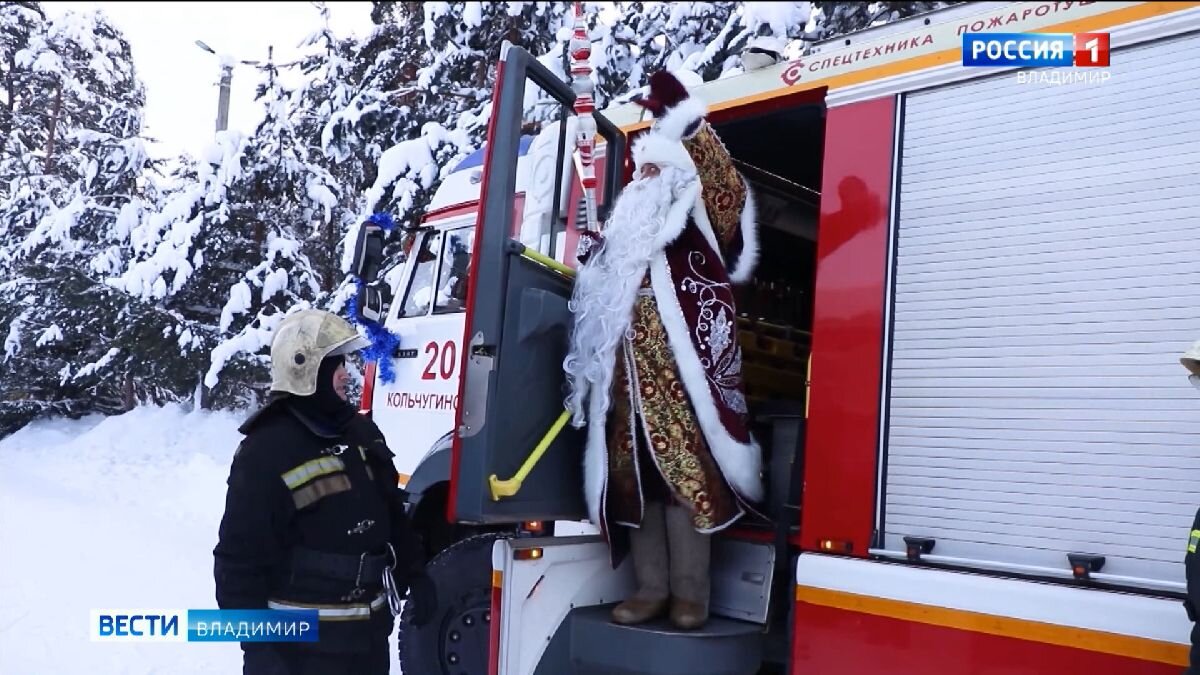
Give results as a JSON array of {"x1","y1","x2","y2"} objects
[
  {"x1": 191, "y1": 39, "x2": 268, "y2": 410},
  {"x1": 215, "y1": 63, "x2": 232, "y2": 132},
  {"x1": 195, "y1": 40, "x2": 264, "y2": 134}
]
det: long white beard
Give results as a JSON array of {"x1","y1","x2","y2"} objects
[{"x1": 563, "y1": 165, "x2": 692, "y2": 428}]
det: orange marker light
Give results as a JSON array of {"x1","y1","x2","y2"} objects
[
  {"x1": 514, "y1": 548, "x2": 544, "y2": 561},
  {"x1": 818, "y1": 539, "x2": 853, "y2": 554}
]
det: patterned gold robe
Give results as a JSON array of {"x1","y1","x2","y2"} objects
[{"x1": 598, "y1": 123, "x2": 762, "y2": 535}]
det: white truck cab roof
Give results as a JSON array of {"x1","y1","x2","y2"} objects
[{"x1": 425, "y1": 134, "x2": 537, "y2": 216}]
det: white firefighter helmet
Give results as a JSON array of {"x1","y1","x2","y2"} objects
[
  {"x1": 1182, "y1": 340, "x2": 1200, "y2": 379},
  {"x1": 270, "y1": 309, "x2": 370, "y2": 396}
]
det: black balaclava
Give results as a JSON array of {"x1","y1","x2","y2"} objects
[{"x1": 286, "y1": 353, "x2": 357, "y2": 435}]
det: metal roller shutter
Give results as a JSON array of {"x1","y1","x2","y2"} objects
[{"x1": 882, "y1": 32, "x2": 1200, "y2": 591}]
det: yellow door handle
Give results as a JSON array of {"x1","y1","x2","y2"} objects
[{"x1": 489, "y1": 409, "x2": 572, "y2": 501}]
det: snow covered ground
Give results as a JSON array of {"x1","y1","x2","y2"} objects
[{"x1": 0, "y1": 404, "x2": 404, "y2": 673}]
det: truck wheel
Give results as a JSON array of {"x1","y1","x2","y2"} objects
[{"x1": 398, "y1": 532, "x2": 507, "y2": 675}]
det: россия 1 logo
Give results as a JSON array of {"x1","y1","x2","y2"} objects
[{"x1": 962, "y1": 32, "x2": 1110, "y2": 67}]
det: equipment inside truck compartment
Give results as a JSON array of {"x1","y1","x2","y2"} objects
[{"x1": 711, "y1": 102, "x2": 824, "y2": 528}]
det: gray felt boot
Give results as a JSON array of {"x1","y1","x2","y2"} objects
[
  {"x1": 612, "y1": 501, "x2": 670, "y2": 625},
  {"x1": 665, "y1": 503, "x2": 711, "y2": 630}
]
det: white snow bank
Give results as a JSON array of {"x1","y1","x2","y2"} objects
[
  {"x1": 0, "y1": 405, "x2": 246, "y2": 673},
  {"x1": 0, "y1": 404, "x2": 408, "y2": 673}
]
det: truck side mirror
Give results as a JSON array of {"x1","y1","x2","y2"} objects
[
  {"x1": 352, "y1": 223, "x2": 386, "y2": 284},
  {"x1": 356, "y1": 281, "x2": 392, "y2": 325}
]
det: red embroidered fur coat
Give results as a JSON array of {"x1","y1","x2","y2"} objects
[{"x1": 572, "y1": 91, "x2": 764, "y2": 537}]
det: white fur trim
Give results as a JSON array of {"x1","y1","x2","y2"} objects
[
  {"x1": 690, "y1": 190, "x2": 724, "y2": 267},
  {"x1": 727, "y1": 179, "x2": 759, "y2": 284},
  {"x1": 654, "y1": 178, "x2": 700, "y2": 251},
  {"x1": 583, "y1": 380, "x2": 609, "y2": 527},
  {"x1": 648, "y1": 254, "x2": 765, "y2": 503},
  {"x1": 581, "y1": 178, "x2": 697, "y2": 526},
  {"x1": 632, "y1": 133, "x2": 697, "y2": 175},
  {"x1": 579, "y1": 171, "x2": 760, "y2": 525},
  {"x1": 654, "y1": 95, "x2": 708, "y2": 142}
]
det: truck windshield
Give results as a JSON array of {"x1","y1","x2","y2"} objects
[
  {"x1": 433, "y1": 226, "x2": 475, "y2": 315},
  {"x1": 401, "y1": 231, "x2": 442, "y2": 317}
]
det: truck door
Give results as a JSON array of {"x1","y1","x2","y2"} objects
[{"x1": 450, "y1": 43, "x2": 626, "y2": 524}]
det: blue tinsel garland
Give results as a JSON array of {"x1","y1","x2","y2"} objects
[
  {"x1": 366, "y1": 211, "x2": 396, "y2": 232},
  {"x1": 347, "y1": 212, "x2": 403, "y2": 384}
]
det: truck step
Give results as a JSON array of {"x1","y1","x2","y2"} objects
[{"x1": 567, "y1": 603, "x2": 764, "y2": 675}]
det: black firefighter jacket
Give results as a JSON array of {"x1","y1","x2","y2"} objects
[
  {"x1": 1185, "y1": 506, "x2": 1200, "y2": 674},
  {"x1": 213, "y1": 398, "x2": 424, "y2": 653}
]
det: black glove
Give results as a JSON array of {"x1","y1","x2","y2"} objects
[{"x1": 406, "y1": 572, "x2": 438, "y2": 627}]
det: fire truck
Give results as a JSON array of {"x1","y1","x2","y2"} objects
[{"x1": 351, "y1": 1, "x2": 1200, "y2": 673}]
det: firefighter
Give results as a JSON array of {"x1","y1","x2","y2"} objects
[
  {"x1": 214, "y1": 309, "x2": 434, "y2": 675},
  {"x1": 1183, "y1": 340, "x2": 1200, "y2": 675}
]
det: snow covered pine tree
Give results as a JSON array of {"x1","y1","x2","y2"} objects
[
  {"x1": 112, "y1": 57, "x2": 334, "y2": 410},
  {"x1": 0, "y1": 0, "x2": 960, "y2": 440},
  {"x1": 292, "y1": 2, "x2": 363, "y2": 302},
  {"x1": 0, "y1": 5, "x2": 162, "y2": 436},
  {"x1": 809, "y1": 2, "x2": 959, "y2": 42}
]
